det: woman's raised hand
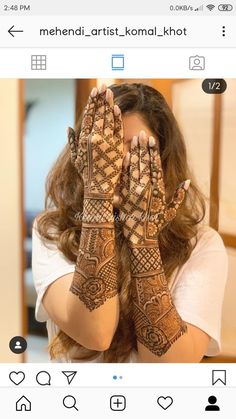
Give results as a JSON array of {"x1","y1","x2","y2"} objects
[
  {"x1": 119, "y1": 131, "x2": 190, "y2": 246},
  {"x1": 68, "y1": 85, "x2": 124, "y2": 200}
]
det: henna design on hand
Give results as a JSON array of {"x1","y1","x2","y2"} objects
[
  {"x1": 68, "y1": 87, "x2": 124, "y2": 199},
  {"x1": 119, "y1": 131, "x2": 190, "y2": 356},
  {"x1": 119, "y1": 132, "x2": 189, "y2": 246},
  {"x1": 68, "y1": 86, "x2": 124, "y2": 310}
]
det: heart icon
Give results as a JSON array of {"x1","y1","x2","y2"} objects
[
  {"x1": 9, "y1": 371, "x2": 25, "y2": 385},
  {"x1": 157, "y1": 396, "x2": 173, "y2": 410}
]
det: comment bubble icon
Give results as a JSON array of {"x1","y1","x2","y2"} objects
[{"x1": 36, "y1": 371, "x2": 51, "y2": 386}]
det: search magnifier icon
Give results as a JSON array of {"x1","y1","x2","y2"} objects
[{"x1": 63, "y1": 395, "x2": 78, "y2": 411}]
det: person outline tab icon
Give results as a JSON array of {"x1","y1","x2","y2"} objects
[
  {"x1": 205, "y1": 396, "x2": 220, "y2": 411},
  {"x1": 189, "y1": 55, "x2": 205, "y2": 70}
]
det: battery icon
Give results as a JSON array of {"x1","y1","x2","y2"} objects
[{"x1": 218, "y1": 4, "x2": 233, "y2": 11}]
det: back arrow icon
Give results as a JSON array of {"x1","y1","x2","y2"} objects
[{"x1": 8, "y1": 25, "x2": 24, "y2": 37}]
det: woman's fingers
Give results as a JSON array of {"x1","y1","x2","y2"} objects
[
  {"x1": 149, "y1": 138, "x2": 161, "y2": 186},
  {"x1": 119, "y1": 152, "x2": 130, "y2": 207},
  {"x1": 98, "y1": 83, "x2": 107, "y2": 94},
  {"x1": 129, "y1": 132, "x2": 152, "y2": 196},
  {"x1": 149, "y1": 138, "x2": 166, "y2": 202},
  {"x1": 113, "y1": 104, "x2": 124, "y2": 146},
  {"x1": 90, "y1": 87, "x2": 107, "y2": 139},
  {"x1": 120, "y1": 152, "x2": 130, "y2": 186},
  {"x1": 103, "y1": 89, "x2": 114, "y2": 138},
  {"x1": 106, "y1": 87, "x2": 113, "y2": 107},
  {"x1": 67, "y1": 127, "x2": 78, "y2": 165},
  {"x1": 164, "y1": 179, "x2": 191, "y2": 223},
  {"x1": 80, "y1": 84, "x2": 106, "y2": 141},
  {"x1": 80, "y1": 87, "x2": 98, "y2": 139},
  {"x1": 139, "y1": 131, "x2": 150, "y2": 185},
  {"x1": 129, "y1": 135, "x2": 140, "y2": 193},
  {"x1": 74, "y1": 86, "x2": 98, "y2": 174}
]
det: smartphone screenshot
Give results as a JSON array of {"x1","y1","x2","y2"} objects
[{"x1": 0, "y1": 0, "x2": 235, "y2": 417}]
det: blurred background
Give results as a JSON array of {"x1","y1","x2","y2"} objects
[{"x1": 0, "y1": 78, "x2": 235, "y2": 362}]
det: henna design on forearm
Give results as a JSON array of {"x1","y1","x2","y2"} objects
[
  {"x1": 70, "y1": 223, "x2": 118, "y2": 311},
  {"x1": 129, "y1": 246, "x2": 187, "y2": 356},
  {"x1": 70, "y1": 197, "x2": 118, "y2": 311}
]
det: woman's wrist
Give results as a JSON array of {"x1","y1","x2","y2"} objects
[
  {"x1": 70, "y1": 223, "x2": 118, "y2": 311},
  {"x1": 82, "y1": 196, "x2": 115, "y2": 226},
  {"x1": 129, "y1": 242, "x2": 187, "y2": 357},
  {"x1": 128, "y1": 243, "x2": 163, "y2": 277}
]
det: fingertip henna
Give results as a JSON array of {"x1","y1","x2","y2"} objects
[
  {"x1": 148, "y1": 136, "x2": 156, "y2": 148},
  {"x1": 114, "y1": 104, "x2": 121, "y2": 116},
  {"x1": 99, "y1": 83, "x2": 107, "y2": 94},
  {"x1": 184, "y1": 179, "x2": 191, "y2": 191},
  {"x1": 123, "y1": 152, "x2": 130, "y2": 169},
  {"x1": 131, "y1": 135, "x2": 138, "y2": 148},
  {"x1": 139, "y1": 130, "x2": 146, "y2": 141},
  {"x1": 67, "y1": 127, "x2": 78, "y2": 164},
  {"x1": 91, "y1": 87, "x2": 98, "y2": 98}
]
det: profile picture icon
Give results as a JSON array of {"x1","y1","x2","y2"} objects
[
  {"x1": 9, "y1": 336, "x2": 27, "y2": 354},
  {"x1": 205, "y1": 395, "x2": 220, "y2": 411},
  {"x1": 189, "y1": 55, "x2": 205, "y2": 70}
]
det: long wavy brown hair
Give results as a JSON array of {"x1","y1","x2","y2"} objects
[{"x1": 36, "y1": 82, "x2": 206, "y2": 362}]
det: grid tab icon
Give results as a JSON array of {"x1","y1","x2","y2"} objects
[{"x1": 31, "y1": 55, "x2": 47, "y2": 70}]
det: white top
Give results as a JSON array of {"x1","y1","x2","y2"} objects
[{"x1": 32, "y1": 222, "x2": 228, "y2": 362}]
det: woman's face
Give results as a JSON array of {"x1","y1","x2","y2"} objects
[
  {"x1": 122, "y1": 113, "x2": 157, "y2": 154},
  {"x1": 113, "y1": 112, "x2": 158, "y2": 207}
]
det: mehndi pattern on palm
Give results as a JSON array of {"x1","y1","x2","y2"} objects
[
  {"x1": 119, "y1": 131, "x2": 190, "y2": 356},
  {"x1": 68, "y1": 86, "x2": 124, "y2": 310}
]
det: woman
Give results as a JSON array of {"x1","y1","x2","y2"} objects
[{"x1": 32, "y1": 83, "x2": 228, "y2": 363}]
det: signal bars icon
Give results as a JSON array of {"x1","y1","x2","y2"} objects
[{"x1": 194, "y1": 5, "x2": 203, "y2": 11}]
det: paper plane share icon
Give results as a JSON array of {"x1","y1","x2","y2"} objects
[{"x1": 62, "y1": 371, "x2": 77, "y2": 385}]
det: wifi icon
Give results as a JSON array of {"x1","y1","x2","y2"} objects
[{"x1": 206, "y1": 4, "x2": 215, "y2": 11}]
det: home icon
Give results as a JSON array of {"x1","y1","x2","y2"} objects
[{"x1": 16, "y1": 396, "x2": 31, "y2": 411}]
